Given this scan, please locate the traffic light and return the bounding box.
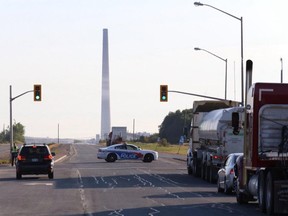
[160,85,168,102]
[34,84,42,101]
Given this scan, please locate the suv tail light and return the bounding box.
[44,154,53,160]
[17,155,26,161]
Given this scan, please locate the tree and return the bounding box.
[13,122,25,143]
[0,121,25,143]
[159,109,192,144]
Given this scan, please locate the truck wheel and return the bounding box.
[209,166,216,183]
[193,161,200,177]
[187,158,193,175]
[258,171,266,213]
[187,165,193,175]
[201,163,206,180]
[236,178,248,204]
[205,166,211,182]
[265,171,274,215]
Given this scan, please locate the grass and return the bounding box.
[134,143,189,155]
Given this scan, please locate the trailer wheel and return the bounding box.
[206,165,210,182]
[193,160,201,177]
[207,166,217,183]
[201,163,206,180]
[265,171,274,215]
[187,159,193,175]
[258,171,266,213]
[187,166,193,175]
[210,167,217,183]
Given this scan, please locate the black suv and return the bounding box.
[16,144,55,179]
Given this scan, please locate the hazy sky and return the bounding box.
[0,0,287,139]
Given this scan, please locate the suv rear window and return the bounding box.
[20,146,49,156]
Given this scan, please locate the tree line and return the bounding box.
[137,109,193,145]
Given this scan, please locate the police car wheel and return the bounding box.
[143,154,154,162]
[107,153,117,162]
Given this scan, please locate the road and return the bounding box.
[0,144,264,216]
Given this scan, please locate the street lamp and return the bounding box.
[194,47,227,100]
[194,2,244,105]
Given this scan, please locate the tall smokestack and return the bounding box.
[101,28,111,139]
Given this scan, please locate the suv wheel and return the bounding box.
[48,172,54,179]
[16,172,22,180]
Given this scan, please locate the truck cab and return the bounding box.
[236,82,288,215]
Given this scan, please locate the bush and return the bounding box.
[158,138,169,147]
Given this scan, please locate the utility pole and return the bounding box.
[58,123,60,144]
[133,119,135,141]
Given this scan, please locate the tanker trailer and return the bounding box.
[187,100,241,181]
[198,106,244,182]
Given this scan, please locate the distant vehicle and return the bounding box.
[97,143,158,163]
[16,144,55,179]
[107,126,127,146]
[217,153,243,194]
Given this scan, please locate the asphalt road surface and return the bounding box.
[0,144,264,216]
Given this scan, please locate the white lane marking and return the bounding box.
[77,169,93,216]
[54,155,67,163]
[24,183,53,186]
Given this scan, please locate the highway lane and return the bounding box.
[0,144,263,216]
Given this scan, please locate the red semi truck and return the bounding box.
[235,60,288,215]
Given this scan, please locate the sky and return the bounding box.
[0,0,288,139]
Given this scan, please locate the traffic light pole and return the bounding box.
[9,85,33,164]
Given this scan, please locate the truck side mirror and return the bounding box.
[232,112,239,135]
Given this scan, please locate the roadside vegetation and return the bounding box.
[136,142,189,155]
[0,121,25,144]
[158,109,192,144]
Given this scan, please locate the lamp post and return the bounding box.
[194,47,227,100]
[194,2,243,105]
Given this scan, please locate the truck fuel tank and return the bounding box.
[248,174,258,196]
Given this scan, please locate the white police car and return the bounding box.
[97,143,158,163]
